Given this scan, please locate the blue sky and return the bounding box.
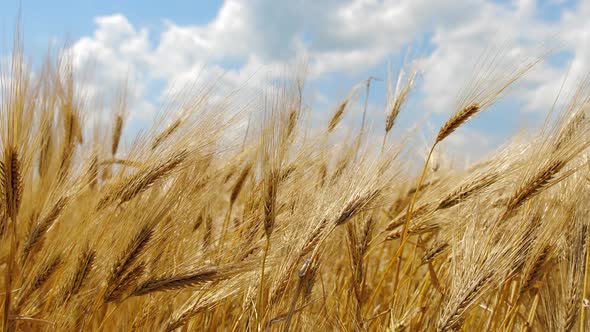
[1,0,588,158]
[1,1,222,41]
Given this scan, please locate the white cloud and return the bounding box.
[435,127,500,166]
[420,1,550,113]
[61,0,590,158]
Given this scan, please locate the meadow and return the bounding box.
[1,36,590,332]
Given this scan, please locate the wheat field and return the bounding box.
[1,34,590,332]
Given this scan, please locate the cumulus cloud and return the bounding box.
[64,0,590,155]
